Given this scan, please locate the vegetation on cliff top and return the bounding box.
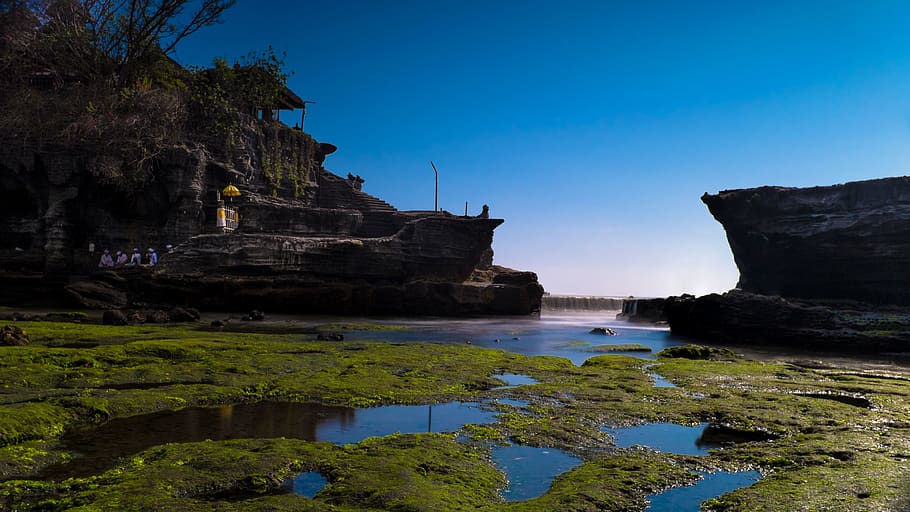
[0,0,298,193]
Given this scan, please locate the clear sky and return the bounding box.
[176,0,910,297]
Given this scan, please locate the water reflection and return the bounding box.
[41,401,494,480]
[491,445,582,501]
[646,471,761,511]
[606,422,721,456]
[342,312,680,365]
[290,472,328,498]
[491,373,539,389]
[495,398,530,408]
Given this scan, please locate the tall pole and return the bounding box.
[430,161,439,212]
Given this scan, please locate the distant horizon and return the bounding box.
[178,1,910,298]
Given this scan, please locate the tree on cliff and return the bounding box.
[0,0,298,195]
[0,0,235,84]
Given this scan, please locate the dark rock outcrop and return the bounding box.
[168,306,200,322]
[665,291,910,352]
[703,177,910,306]
[0,116,543,316]
[102,310,129,326]
[673,177,910,351]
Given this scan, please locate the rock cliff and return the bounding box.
[703,177,910,306]
[0,118,543,316]
[665,177,910,351]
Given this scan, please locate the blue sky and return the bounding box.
[176,1,910,296]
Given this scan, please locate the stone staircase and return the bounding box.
[316,171,399,237]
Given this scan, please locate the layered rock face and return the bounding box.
[703,177,910,306]
[0,118,543,315]
[665,291,910,352]
[665,177,910,350]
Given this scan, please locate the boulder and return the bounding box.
[65,280,128,310]
[316,332,344,341]
[102,309,129,326]
[0,325,29,346]
[144,310,170,323]
[168,306,200,322]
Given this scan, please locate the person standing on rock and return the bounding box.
[98,249,114,268]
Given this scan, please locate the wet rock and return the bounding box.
[0,325,29,346]
[665,290,910,351]
[248,310,265,321]
[144,310,170,323]
[590,327,618,336]
[102,309,129,326]
[65,280,128,309]
[316,332,344,341]
[697,424,779,446]
[793,392,873,409]
[168,306,200,322]
[210,319,225,328]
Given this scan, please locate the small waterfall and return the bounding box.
[541,295,625,311]
[616,297,667,323]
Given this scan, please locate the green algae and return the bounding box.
[657,344,738,360]
[0,326,909,510]
[315,322,410,331]
[590,343,652,352]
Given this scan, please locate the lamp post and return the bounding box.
[430,161,439,212]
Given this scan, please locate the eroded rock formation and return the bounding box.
[666,177,910,350]
[0,118,543,316]
[703,177,910,305]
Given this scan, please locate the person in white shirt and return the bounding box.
[97,249,114,268]
[128,248,142,266]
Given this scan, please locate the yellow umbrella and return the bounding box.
[222,184,241,198]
